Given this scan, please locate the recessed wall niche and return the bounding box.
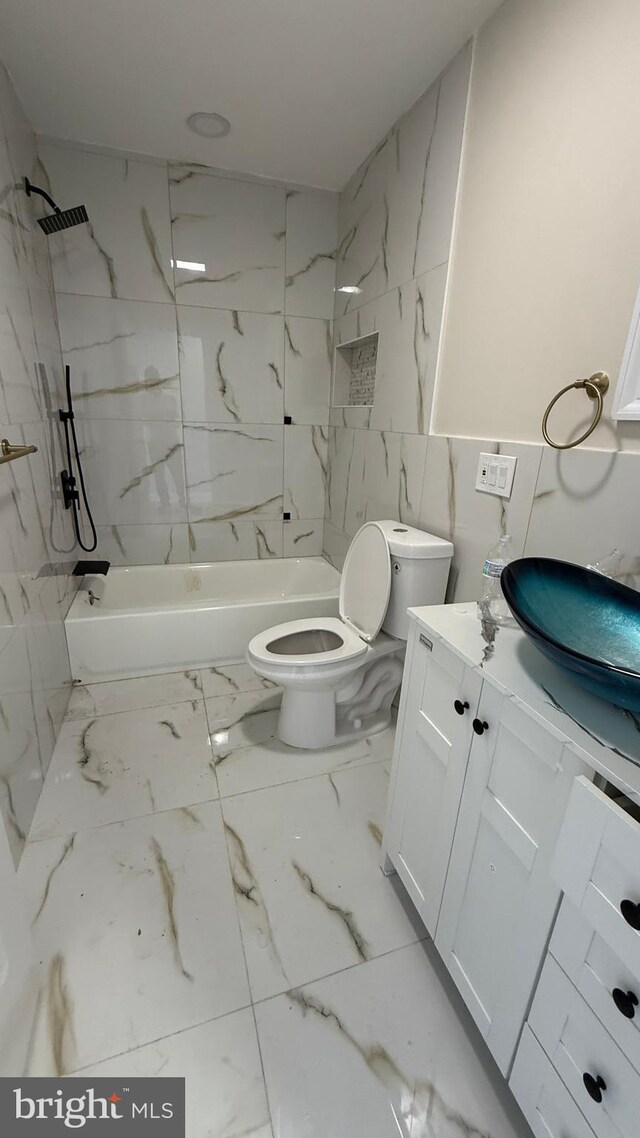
[333,331,379,407]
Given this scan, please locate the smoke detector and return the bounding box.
[187,112,231,138]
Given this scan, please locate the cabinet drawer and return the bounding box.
[551,898,640,1076]
[552,777,640,978]
[530,955,640,1138]
[510,1026,596,1138]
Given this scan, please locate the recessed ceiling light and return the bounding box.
[335,285,363,295]
[187,111,231,138]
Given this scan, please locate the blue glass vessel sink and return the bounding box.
[501,558,640,712]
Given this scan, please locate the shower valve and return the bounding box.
[60,469,79,510]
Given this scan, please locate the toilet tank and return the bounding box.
[375,521,454,640]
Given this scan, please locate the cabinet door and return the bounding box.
[383,625,481,936]
[435,687,588,1075]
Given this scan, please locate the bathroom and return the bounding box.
[1,0,640,1134]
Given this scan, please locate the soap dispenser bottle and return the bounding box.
[478,534,515,626]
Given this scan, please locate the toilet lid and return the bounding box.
[339,522,391,642]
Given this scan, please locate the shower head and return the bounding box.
[24,177,89,234]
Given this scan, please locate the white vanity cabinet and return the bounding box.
[385,614,589,1074]
[435,686,587,1074]
[383,622,481,935]
[383,602,640,1134]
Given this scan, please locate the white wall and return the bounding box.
[435,0,640,450]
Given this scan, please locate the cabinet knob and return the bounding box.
[620,898,640,930]
[454,700,470,716]
[582,1073,606,1104]
[472,718,489,735]
[612,987,639,1019]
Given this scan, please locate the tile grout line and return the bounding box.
[219,800,276,1138]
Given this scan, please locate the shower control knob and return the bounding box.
[612,988,639,1019]
[583,1073,606,1104]
[454,700,469,716]
[472,718,489,735]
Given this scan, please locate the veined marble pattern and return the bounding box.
[333,268,447,435]
[22,801,250,1073]
[95,522,190,567]
[325,426,367,538]
[334,43,471,318]
[363,430,428,527]
[30,698,216,839]
[0,63,74,860]
[39,144,174,303]
[283,316,332,425]
[178,305,284,425]
[0,285,44,423]
[188,519,284,562]
[17,661,525,1136]
[284,424,328,519]
[283,519,324,557]
[207,687,394,799]
[322,520,351,572]
[76,419,187,525]
[56,294,181,421]
[0,628,46,863]
[200,662,276,700]
[65,669,203,721]
[285,189,338,319]
[325,427,427,541]
[33,142,337,568]
[419,437,543,603]
[80,1010,272,1138]
[256,941,526,1138]
[524,447,640,574]
[222,762,423,1001]
[170,167,285,313]
[184,423,283,523]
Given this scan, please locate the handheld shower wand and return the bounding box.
[24,177,89,234]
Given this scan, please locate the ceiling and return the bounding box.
[0,0,503,190]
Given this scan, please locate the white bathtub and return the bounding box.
[65,558,341,683]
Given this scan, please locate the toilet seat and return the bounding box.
[249,523,392,671]
[249,616,368,667]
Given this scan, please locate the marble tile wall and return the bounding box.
[39,143,338,565]
[0,63,75,863]
[323,43,473,572]
[323,35,640,598]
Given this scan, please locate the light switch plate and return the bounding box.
[475,453,517,499]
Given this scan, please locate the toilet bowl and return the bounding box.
[247,520,453,750]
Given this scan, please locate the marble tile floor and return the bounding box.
[20,665,529,1138]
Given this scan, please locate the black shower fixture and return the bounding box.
[24,176,89,234]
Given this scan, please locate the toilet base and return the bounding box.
[279,687,337,749]
[277,649,404,750]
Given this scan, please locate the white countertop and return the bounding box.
[409,602,640,805]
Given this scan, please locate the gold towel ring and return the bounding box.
[542,371,609,450]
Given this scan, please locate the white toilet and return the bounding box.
[247,520,453,750]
